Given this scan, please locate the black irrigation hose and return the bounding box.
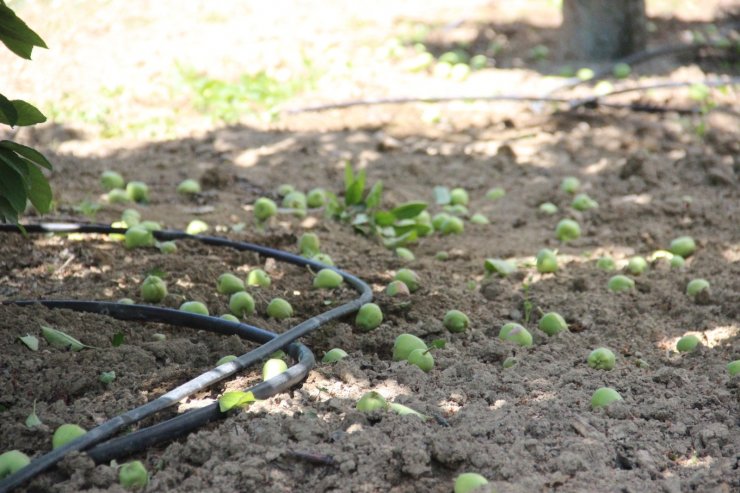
[0,223,373,493]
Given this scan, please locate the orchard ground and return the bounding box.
[1,1,738,492]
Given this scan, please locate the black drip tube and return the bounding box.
[0,223,373,493]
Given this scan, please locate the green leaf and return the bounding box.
[25,400,42,428]
[390,201,427,220]
[392,222,431,238]
[0,4,48,49]
[373,210,396,227]
[484,258,517,277]
[433,186,451,205]
[111,332,125,347]
[0,160,28,212]
[0,93,18,126]
[383,230,418,249]
[0,148,28,177]
[388,402,428,420]
[41,325,94,351]
[345,179,364,206]
[218,391,256,412]
[0,141,52,170]
[25,163,52,213]
[0,195,19,223]
[0,35,33,59]
[365,181,383,210]
[430,339,446,349]
[9,99,46,126]
[343,161,354,191]
[18,334,39,351]
[350,213,368,226]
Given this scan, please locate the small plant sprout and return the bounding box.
[101,170,125,191]
[107,188,131,204]
[312,253,335,266]
[216,355,238,366]
[124,226,154,249]
[314,269,343,289]
[727,360,740,377]
[229,291,255,317]
[179,301,209,316]
[355,303,383,331]
[220,314,239,323]
[356,391,387,412]
[443,310,470,333]
[177,179,201,195]
[52,423,86,449]
[395,247,415,261]
[608,275,635,293]
[669,236,696,258]
[246,268,271,287]
[157,241,177,254]
[306,188,327,208]
[596,256,616,271]
[322,348,348,363]
[298,232,320,257]
[556,219,581,242]
[121,209,141,227]
[470,213,489,225]
[440,216,464,235]
[571,193,598,211]
[393,333,427,361]
[587,348,616,370]
[140,275,167,303]
[450,188,469,206]
[536,249,558,273]
[185,219,209,235]
[484,258,516,277]
[386,280,410,297]
[686,279,710,299]
[217,273,246,294]
[407,347,434,372]
[99,371,116,384]
[394,268,420,292]
[676,334,701,353]
[125,181,149,203]
[486,187,506,200]
[454,472,489,493]
[119,460,149,490]
[267,298,293,319]
[627,256,648,275]
[613,62,631,79]
[253,197,278,222]
[591,387,623,409]
[539,312,568,336]
[539,202,558,215]
[503,356,518,369]
[0,450,30,479]
[262,358,288,381]
[560,176,581,194]
[499,323,533,347]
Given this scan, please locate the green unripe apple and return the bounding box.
[277,184,295,197]
[572,193,598,211]
[591,387,623,409]
[432,213,451,230]
[119,460,148,490]
[587,347,616,370]
[556,219,581,242]
[118,298,135,305]
[539,312,568,336]
[727,360,740,377]
[267,298,293,319]
[577,68,595,80]
[596,256,616,271]
[139,220,161,232]
[254,197,278,221]
[121,209,141,227]
[627,256,648,275]
[306,188,327,208]
[322,348,348,363]
[670,255,685,269]
[312,253,335,266]
[612,62,631,79]
[539,202,558,215]
[470,213,489,225]
[52,423,86,449]
[124,226,154,249]
[440,216,464,235]
[282,191,307,210]
[185,219,209,235]
[177,179,201,195]
[99,371,116,384]
[107,188,131,204]
[669,236,696,258]
[229,291,255,317]
[216,355,238,366]
[386,280,410,297]
[450,188,469,206]
[395,247,415,261]
[499,323,533,347]
[486,187,505,200]
[140,275,167,303]
[393,333,427,361]
[218,273,246,294]
[608,275,634,293]
[356,391,387,412]
[314,269,343,289]
[394,268,420,292]
[157,241,177,254]
[179,301,209,316]
[407,348,434,372]
[435,251,450,261]
[536,249,558,273]
[126,181,149,203]
[0,450,30,479]
[101,170,125,191]
[356,303,383,331]
[220,314,239,323]
[686,278,710,298]
[262,358,288,381]
[503,356,518,369]
[246,269,271,287]
[454,472,489,493]
[298,232,320,256]
[560,176,581,194]
[443,310,470,333]
[676,334,701,353]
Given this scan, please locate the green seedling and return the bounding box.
[386,280,410,297]
[25,400,42,428]
[41,325,93,351]
[539,202,558,215]
[613,62,631,79]
[587,348,616,370]
[440,216,464,235]
[0,450,30,479]
[322,348,348,363]
[126,181,149,203]
[312,253,335,266]
[394,268,420,292]
[101,170,125,191]
[393,333,427,361]
[52,423,86,449]
[18,334,38,351]
[262,358,288,381]
[107,188,131,204]
[99,371,116,384]
[686,278,710,298]
[186,219,208,235]
[486,187,505,200]
[591,387,623,409]
[499,323,533,347]
[536,249,558,273]
[407,347,434,372]
[124,226,154,249]
[140,275,167,303]
[670,255,685,269]
[727,360,740,377]
[669,236,696,258]
[157,241,177,254]
[229,291,255,317]
[314,269,343,289]
[355,303,383,331]
[217,355,238,365]
[484,258,516,277]
[220,314,239,323]
[246,269,271,287]
[118,298,135,305]
[254,197,278,221]
[306,188,327,208]
[395,247,415,261]
[218,273,245,294]
[450,188,469,206]
[676,334,701,353]
[121,209,141,227]
[454,472,489,493]
[218,390,256,412]
[556,219,581,242]
[356,391,387,412]
[539,312,568,336]
[596,256,616,271]
[298,232,320,256]
[179,301,209,316]
[503,356,518,369]
[560,176,581,194]
[608,275,634,293]
[177,179,201,195]
[277,184,295,197]
[572,193,598,211]
[267,298,293,319]
[627,256,648,275]
[469,213,489,225]
[443,310,470,333]
[119,460,148,490]
[432,212,451,230]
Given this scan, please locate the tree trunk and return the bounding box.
[561,0,647,61]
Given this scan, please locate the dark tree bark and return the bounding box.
[561,0,647,61]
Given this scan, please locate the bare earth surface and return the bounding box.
[0,1,739,492]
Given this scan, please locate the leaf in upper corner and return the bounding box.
[0,93,18,126]
[18,334,39,351]
[218,391,256,412]
[0,140,53,170]
[7,100,46,126]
